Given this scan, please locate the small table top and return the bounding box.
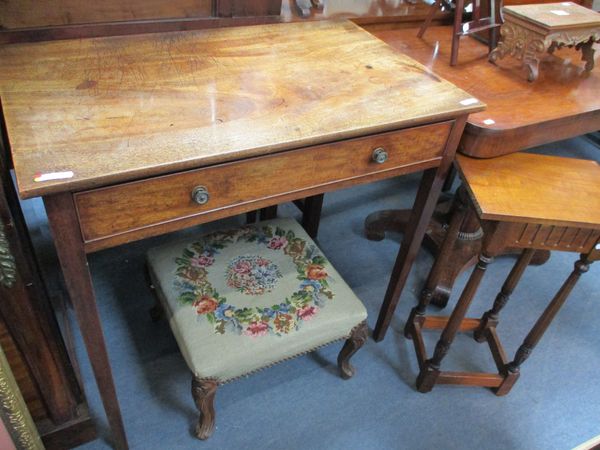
[457,153,600,229]
[0,20,483,199]
[371,25,600,158]
[503,3,600,30]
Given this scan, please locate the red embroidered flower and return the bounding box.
[191,254,214,268]
[193,295,218,315]
[297,305,319,321]
[232,260,253,274]
[244,321,269,337]
[267,236,288,250]
[306,264,328,281]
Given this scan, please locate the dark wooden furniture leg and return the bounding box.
[506,253,594,376]
[373,115,467,342]
[416,251,493,392]
[337,321,368,379]
[301,194,324,239]
[404,189,467,339]
[417,0,442,38]
[191,377,218,440]
[44,193,128,450]
[473,248,535,342]
[450,0,465,66]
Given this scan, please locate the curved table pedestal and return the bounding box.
[364,190,550,309]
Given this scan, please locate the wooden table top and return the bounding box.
[504,3,600,30]
[0,20,483,199]
[457,153,600,229]
[371,25,600,158]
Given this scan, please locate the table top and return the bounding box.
[457,153,600,229]
[504,3,600,30]
[0,20,483,199]
[372,25,600,158]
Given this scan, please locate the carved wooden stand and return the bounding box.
[489,3,600,81]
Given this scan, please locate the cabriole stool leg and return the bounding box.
[474,248,536,342]
[338,321,368,380]
[191,377,218,440]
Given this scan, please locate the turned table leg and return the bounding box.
[337,321,368,379]
[506,254,593,375]
[417,252,493,392]
[473,248,536,342]
[191,377,218,440]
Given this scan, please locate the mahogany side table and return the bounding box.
[405,152,600,394]
[489,2,600,81]
[0,21,483,449]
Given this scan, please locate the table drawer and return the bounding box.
[75,121,453,246]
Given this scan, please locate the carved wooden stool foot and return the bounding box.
[191,378,218,440]
[579,38,596,72]
[337,321,368,380]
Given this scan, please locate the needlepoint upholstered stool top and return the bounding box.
[147,218,368,382]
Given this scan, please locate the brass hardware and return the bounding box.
[372,147,388,164]
[191,186,210,205]
[0,222,17,289]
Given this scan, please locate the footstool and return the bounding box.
[146,218,368,439]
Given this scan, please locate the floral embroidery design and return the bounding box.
[225,255,282,296]
[173,225,335,337]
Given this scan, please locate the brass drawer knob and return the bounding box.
[372,147,388,164]
[191,186,210,205]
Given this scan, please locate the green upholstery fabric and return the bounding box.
[147,218,367,382]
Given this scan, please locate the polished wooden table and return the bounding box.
[366,25,600,341]
[0,21,483,449]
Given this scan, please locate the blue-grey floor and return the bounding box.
[23,136,600,450]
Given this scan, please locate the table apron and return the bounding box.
[73,121,454,253]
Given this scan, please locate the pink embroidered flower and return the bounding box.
[191,253,214,268]
[232,259,253,274]
[267,236,288,250]
[297,305,319,321]
[193,295,218,315]
[256,257,271,267]
[244,321,269,337]
[306,264,328,281]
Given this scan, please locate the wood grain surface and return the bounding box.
[0,0,213,30]
[0,20,483,199]
[75,122,452,246]
[504,3,600,29]
[371,25,600,157]
[456,153,600,228]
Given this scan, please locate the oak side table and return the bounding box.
[0,21,483,449]
[406,153,600,394]
[489,2,600,81]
